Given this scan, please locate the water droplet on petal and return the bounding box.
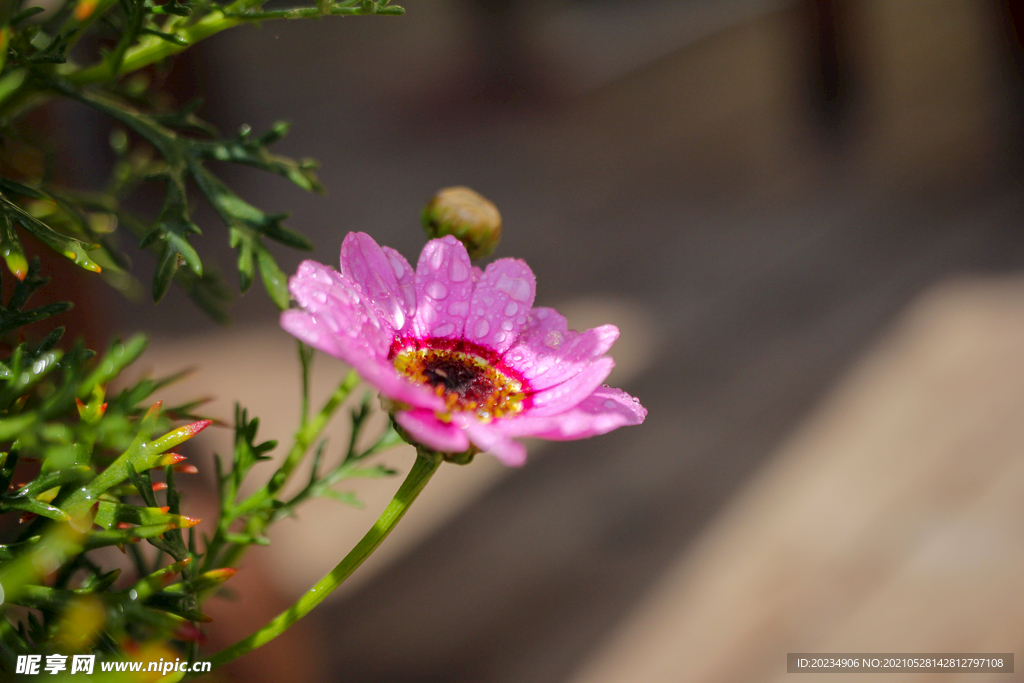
[448,301,469,317]
[388,252,406,278]
[429,246,444,270]
[391,305,406,330]
[449,258,469,282]
[476,308,486,316]
[504,301,518,316]
[494,332,506,343]
[603,399,617,409]
[516,316,526,325]
[426,281,448,299]
[501,320,514,331]
[495,274,531,302]
[434,322,456,337]
[474,319,490,337]
[371,270,389,296]
[421,306,438,324]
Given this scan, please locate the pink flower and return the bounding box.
[280,232,646,466]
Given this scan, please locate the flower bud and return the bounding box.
[422,186,502,260]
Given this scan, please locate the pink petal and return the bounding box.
[411,236,475,340]
[287,260,391,358]
[350,357,446,412]
[506,324,619,391]
[284,260,442,411]
[382,246,417,328]
[502,307,567,374]
[340,232,413,334]
[463,258,536,354]
[496,386,646,440]
[526,356,615,416]
[281,310,444,411]
[395,410,469,453]
[460,419,527,467]
[524,307,568,333]
[281,309,353,360]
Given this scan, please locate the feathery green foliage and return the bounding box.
[0,0,401,319]
[0,0,408,676]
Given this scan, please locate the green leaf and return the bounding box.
[0,349,62,410]
[0,195,102,273]
[0,178,47,200]
[0,301,72,338]
[321,489,364,508]
[0,211,28,280]
[0,413,36,441]
[83,523,177,550]
[153,242,180,302]
[229,225,255,293]
[10,6,47,24]
[262,220,314,251]
[93,502,192,529]
[255,240,290,309]
[139,27,188,46]
[126,462,160,508]
[150,100,218,137]
[147,0,192,16]
[78,335,148,398]
[0,450,20,495]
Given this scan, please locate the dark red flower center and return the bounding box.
[390,337,526,419]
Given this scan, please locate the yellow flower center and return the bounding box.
[391,339,525,420]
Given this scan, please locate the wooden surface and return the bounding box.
[568,277,1024,683]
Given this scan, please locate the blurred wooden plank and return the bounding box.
[569,277,1024,683]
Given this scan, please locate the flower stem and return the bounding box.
[203,448,443,672]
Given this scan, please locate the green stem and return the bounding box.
[234,368,359,518]
[299,341,314,429]
[200,368,359,574]
[66,9,242,85]
[64,0,394,86]
[204,448,443,671]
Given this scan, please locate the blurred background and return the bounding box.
[64,0,1024,680]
